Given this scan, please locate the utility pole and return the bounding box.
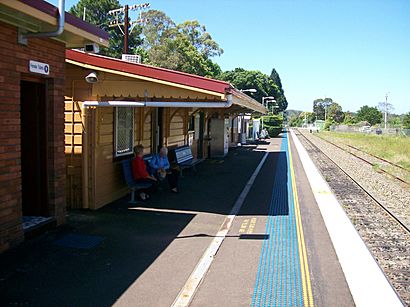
[108,3,150,55]
[124,5,129,54]
[384,93,388,129]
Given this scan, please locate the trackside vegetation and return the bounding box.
[317,131,410,171]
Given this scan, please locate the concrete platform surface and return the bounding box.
[0,132,393,307]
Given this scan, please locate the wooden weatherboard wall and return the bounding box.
[64,62,228,210]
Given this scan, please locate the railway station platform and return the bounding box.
[0,130,404,306]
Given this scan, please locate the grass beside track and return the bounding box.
[315,131,410,172]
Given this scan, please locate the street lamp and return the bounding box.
[260,97,276,130]
[240,88,257,93]
[262,96,275,108]
[270,101,278,113]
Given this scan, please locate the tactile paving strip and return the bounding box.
[252,132,312,307]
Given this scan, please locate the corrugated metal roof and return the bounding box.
[66,49,232,94]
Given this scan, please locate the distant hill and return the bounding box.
[285,109,302,118]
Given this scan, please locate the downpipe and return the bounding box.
[23,0,65,40]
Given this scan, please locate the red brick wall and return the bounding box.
[0,22,67,253]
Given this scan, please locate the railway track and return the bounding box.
[293,129,410,305]
[296,130,410,233]
[346,144,409,172]
[315,133,410,186]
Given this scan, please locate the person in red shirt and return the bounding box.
[132,144,157,200]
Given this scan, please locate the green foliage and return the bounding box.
[323,119,334,131]
[139,10,222,77]
[267,127,283,137]
[177,20,223,58]
[287,110,302,127]
[146,34,220,77]
[69,0,142,58]
[262,115,282,127]
[306,112,316,123]
[319,131,410,172]
[289,116,303,127]
[402,112,410,129]
[388,115,402,128]
[286,109,302,119]
[343,112,358,125]
[356,105,382,126]
[313,97,338,121]
[270,68,283,89]
[68,4,289,97]
[261,115,283,137]
[270,68,288,112]
[327,102,344,123]
[140,10,175,49]
[220,68,287,112]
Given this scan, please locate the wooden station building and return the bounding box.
[64,50,266,210]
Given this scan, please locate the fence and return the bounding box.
[331,125,410,137]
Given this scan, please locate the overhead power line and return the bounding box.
[107,3,150,54]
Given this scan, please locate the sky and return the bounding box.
[49,0,410,114]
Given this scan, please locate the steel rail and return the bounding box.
[295,129,410,235]
[314,134,410,186]
[346,144,410,173]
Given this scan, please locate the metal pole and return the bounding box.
[384,93,388,129]
[124,4,129,54]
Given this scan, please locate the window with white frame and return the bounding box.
[115,107,134,157]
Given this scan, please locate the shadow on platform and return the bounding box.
[0,136,290,306]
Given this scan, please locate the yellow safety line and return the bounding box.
[288,135,315,307]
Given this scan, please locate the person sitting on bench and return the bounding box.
[150,146,179,193]
[132,144,157,200]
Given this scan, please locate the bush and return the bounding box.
[267,126,282,137]
[262,115,283,137]
[262,115,282,127]
[324,119,334,131]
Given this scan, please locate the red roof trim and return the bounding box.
[66,49,231,94]
[19,0,109,40]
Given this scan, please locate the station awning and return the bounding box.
[66,49,267,114]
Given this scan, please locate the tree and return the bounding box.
[327,102,344,123]
[177,21,223,58]
[313,98,333,120]
[306,112,316,123]
[270,68,288,113]
[270,68,283,90]
[403,112,410,129]
[220,68,287,112]
[147,34,221,77]
[140,10,175,49]
[356,105,382,126]
[343,112,358,125]
[289,115,303,127]
[138,10,223,78]
[388,114,401,128]
[69,0,142,58]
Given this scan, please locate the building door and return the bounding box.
[20,81,48,216]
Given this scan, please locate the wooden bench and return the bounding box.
[173,145,203,176]
[121,158,153,204]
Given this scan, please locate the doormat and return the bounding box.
[54,234,104,249]
[22,216,54,231]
